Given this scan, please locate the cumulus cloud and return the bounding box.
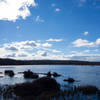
[1,40,100,61]
[55,8,61,12]
[0,40,58,60]
[46,38,63,42]
[68,53,100,61]
[84,31,88,36]
[37,51,48,57]
[52,49,61,53]
[5,53,16,58]
[72,38,95,47]
[3,40,40,50]
[2,39,100,61]
[96,38,100,45]
[84,49,90,53]
[42,43,52,47]
[0,0,36,21]
[2,40,52,52]
[5,46,18,51]
[35,16,44,23]
[72,38,100,47]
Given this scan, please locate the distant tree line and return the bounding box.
[0,58,100,65]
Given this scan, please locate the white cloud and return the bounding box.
[84,49,90,53]
[51,3,56,7]
[0,40,53,59]
[73,38,100,47]
[1,40,100,61]
[5,46,19,51]
[96,38,100,45]
[68,53,100,61]
[42,43,52,47]
[72,38,95,47]
[0,0,36,21]
[0,40,67,60]
[55,8,61,12]
[37,50,48,57]
[46,38,63,42]
[3,40,40,51]
[6,53,16,58]
[84,31,88,36]
[35,16,44,23]
[52,49,61,53]
[2,39,100,61]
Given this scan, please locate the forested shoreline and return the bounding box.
[0,58,100,65]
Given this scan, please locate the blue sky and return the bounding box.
[0,0,100,61]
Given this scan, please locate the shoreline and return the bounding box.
[0,58,100,66]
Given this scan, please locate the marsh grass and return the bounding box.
[0,77,100,100]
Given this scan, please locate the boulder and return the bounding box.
[23,70,39,79]
[5,70,14,77]
[53,72,61,77]
[13,77,60,97]
[46,71,52,77]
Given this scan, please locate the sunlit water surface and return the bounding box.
[0,65,100,89]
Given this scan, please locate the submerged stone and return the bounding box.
[63,78,75,83]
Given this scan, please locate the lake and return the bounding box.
[0,65,100,89]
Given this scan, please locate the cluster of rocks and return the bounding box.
[2,70,62,79]
[23,70,39,79]
[0,69,100,100]
[3,70,39,79]
[5,70,15,77]
[0,77,100,100]
[46,71,61,78]
[0,77,60,100]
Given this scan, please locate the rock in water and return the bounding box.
[5,70,14,77]
[53,72,61,77]
[23,70,39,79]
[64,78,75,83]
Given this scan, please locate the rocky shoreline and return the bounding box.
[0,76,100,100]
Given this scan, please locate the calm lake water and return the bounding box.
[0,65,100,89]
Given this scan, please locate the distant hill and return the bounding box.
[0,58,100,65]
